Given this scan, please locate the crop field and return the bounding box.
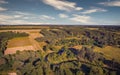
[7,37,31,48]
[0,29,44,55]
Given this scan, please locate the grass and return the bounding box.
[94,46,120,63]
[7,37,32,48]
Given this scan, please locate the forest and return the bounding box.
[0,25,120,75]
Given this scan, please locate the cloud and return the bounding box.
[42,0,83,11]
[13,11,38,19]
[0,7,7,11]
[99,1,120,7]
[40,15,55,20]
[0,0,8,12]
[70,14,95,24]
[0,19,50,25]
[14,11,34,15]
[13,15,23,18]
[82,7,107,14]
[0,14,50,25]
[59,13,68,18]
[0,0,8,4]
[0,11,52,25]
[0,14,12,21]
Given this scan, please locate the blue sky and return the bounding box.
[0,0,120,25]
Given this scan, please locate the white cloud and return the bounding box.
[0,14,12,21]
[70,14,95,24]
[0,19,50,25]
[0,7,7,11]
[14,11,34,16]
[13,15,23,18]
[40,15,55,20]
[0,0,8,12]
[0,14,50,25]
[0,0,8,4]
[82,8,107,14]
[12,11,38,19]
[59,13,68,18]
[42,0,83,11]
[0,12,52,25]
[99,1,120,7]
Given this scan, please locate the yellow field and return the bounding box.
[94,46,120,63]
[7,37,32,48]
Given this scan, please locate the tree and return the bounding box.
[89,66,103,75]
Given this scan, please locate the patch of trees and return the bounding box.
[35,29,71,45]
[0,47,120,75]
[36,27,120,48]
[77,47,104,62]
[55,38,92,47]
[46,46,76,63]
[0,55,14,74]
[0,31,29,57]
[61,27,85,37]
[77,46,120,75]
[43,45,58,52]
[84,30,120,47]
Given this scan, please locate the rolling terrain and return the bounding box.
[0,25,120,75]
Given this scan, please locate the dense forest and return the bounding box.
[0,25,120,75]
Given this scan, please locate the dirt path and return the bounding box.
[28,32,43,52]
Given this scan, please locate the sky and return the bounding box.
[0,0,120,25]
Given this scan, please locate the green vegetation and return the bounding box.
[0,25,120,75]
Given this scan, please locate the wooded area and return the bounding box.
[0,25,120,75]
